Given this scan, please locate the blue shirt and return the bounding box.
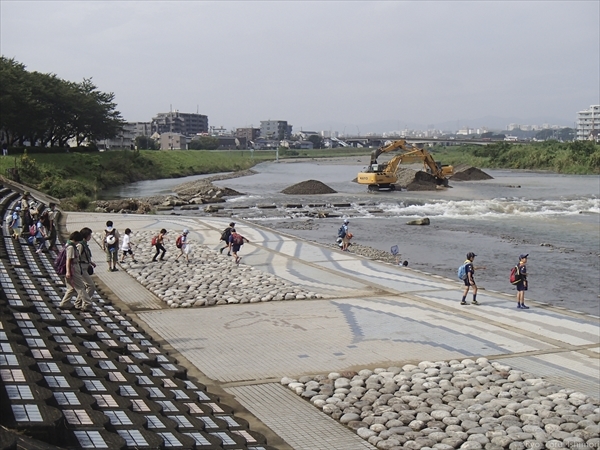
[11,212,20,227]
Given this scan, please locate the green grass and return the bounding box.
[2,142,596,206]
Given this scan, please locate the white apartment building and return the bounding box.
[576,105,600,141]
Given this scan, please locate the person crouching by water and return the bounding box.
[229,229,249,265]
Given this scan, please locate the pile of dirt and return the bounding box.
[396,169,439,191]
[175,180,242,198]
[281,180,337,195]
[451,166,494,181]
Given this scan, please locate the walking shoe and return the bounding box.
[111,267,118,272]
[517,304,522,309]
[132,259,138,263]
[58,304,72,310]
[460,301,467,305]
[219,248,224,254]
[471,300,480,305]
[227,252,231,256]
[521,304,529,309]
[235,257,241,265]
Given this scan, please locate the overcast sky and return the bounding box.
[1,1,598,132]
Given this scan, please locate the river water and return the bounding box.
[104,159,600,316]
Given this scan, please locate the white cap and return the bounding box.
[183,229,189,234]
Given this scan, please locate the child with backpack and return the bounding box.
[102,221,120,272]
[59,228,96,310]
[515,254,529,309]
[219,222,235,256]
[56,231,92,312]
[9,206,21,239]
[459,252,481,305]
[338,219,351,251]
[120,228,137,263]
[175,229,190,263]
[228,228,249,265]
[34,215,48,254]
[152,229,168,262]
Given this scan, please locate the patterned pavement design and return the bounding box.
[64,212,600,449]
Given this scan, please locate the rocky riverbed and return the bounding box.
[282,358,600,450]
[94,230,323,308]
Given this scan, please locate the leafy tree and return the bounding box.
[0,57,123,147]
[135,135,157,150]
[535,128,575,142]
[307,134,323,149]
[188,136,219,150]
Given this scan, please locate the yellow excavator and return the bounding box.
[357,140,453,191]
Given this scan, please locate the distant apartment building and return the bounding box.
[133,122,152,136]
[160,132,187,150]
[101,122,146,149]
[235,127,260,144]
[260,120,292,140]
[209,126,229,136]
[576,105,600,141]
[152,111,208,137]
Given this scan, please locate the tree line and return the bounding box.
[0,56,123,148]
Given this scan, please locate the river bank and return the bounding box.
[79,157,600,315]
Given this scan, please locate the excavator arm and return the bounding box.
[358,139,452,190]
[369,140,410,164]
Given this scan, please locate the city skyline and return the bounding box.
[1,1,598,133]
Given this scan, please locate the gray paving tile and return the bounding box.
[226,383,375,450]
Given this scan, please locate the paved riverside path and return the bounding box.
[66,212,600,450]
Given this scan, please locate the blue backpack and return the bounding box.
[338,226,346,238]
[457,263,468,280]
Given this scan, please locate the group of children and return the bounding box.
[460,252,529,309]
[101,221,137,271]
[7,192,58,254]
[218,222,249,264]
[100,221,249,267]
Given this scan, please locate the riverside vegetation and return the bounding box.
[0,141,597,210]
[436,140,600,175]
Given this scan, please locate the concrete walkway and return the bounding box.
[65,212,600,450]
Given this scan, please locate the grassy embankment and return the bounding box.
[432,141,600,175]
[1,142,596,209]
[0,147,372,209]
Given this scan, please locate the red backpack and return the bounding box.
[175,235,183,248]
[509,265,521,285]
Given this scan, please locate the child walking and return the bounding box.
[152,229,168,262]
[120,228,137,263]
[175,229,191,263]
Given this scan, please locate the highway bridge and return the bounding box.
[337,136,510,147]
